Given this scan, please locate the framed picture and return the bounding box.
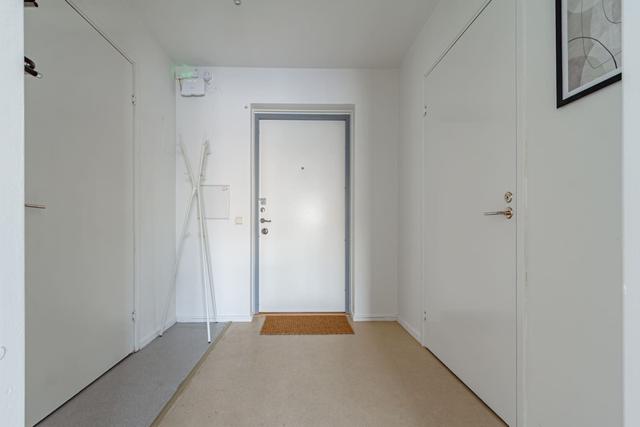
[556,0,622,108]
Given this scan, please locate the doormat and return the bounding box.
[260,315,354,335]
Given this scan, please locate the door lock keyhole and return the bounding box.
[504,192,513,204]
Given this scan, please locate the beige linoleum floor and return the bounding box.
[156,318,505,427]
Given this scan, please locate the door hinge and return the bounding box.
[131,311,136,322]
[423,311,427,321]
[131,94,137,105]
[423,105,428,118]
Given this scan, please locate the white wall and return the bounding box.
[624,1,640,426]
[399,0,622,425]
[175,67,400,322]
[72,0,177,349]
[0,2,24,425]
[523,1,622,425]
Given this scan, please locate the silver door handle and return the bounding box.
[484,208,513,220]
[260,218,272,224]
[25,203,47,210]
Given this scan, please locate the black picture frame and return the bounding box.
[555,0,622,108]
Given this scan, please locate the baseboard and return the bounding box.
[136,318,177,351]
[351,314,398,322]
[176,314,253,323]
[398,317,422,344]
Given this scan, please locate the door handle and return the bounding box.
[484,207,513,220]
[260,218,272,224]
[25,203,47,210]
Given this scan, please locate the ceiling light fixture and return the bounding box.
[234,0,241,5]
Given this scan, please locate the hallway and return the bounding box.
[157,319,504,427]
[3,1,633,425]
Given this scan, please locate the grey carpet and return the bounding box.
[37,322,228,427]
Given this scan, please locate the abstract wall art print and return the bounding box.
[556,0,622,107]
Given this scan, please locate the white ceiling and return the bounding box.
[131,0,436,68]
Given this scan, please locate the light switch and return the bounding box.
[235,216,244,225]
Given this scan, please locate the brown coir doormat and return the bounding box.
[260,315,354,335]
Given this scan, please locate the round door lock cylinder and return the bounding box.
[504,192,513,203]
[261,228,269,235]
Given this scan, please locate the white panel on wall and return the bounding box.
[202,185,231,220]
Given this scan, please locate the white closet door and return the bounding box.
[258,119,346,313]
[423,0,517,424]
[25,2,134,425]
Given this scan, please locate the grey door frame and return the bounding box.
[252,111,352,313]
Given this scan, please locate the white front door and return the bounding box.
[25,2,134,425]
[423,0,517,425]
[258,117,347,313]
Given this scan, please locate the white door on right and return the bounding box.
[423,0,517,425]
